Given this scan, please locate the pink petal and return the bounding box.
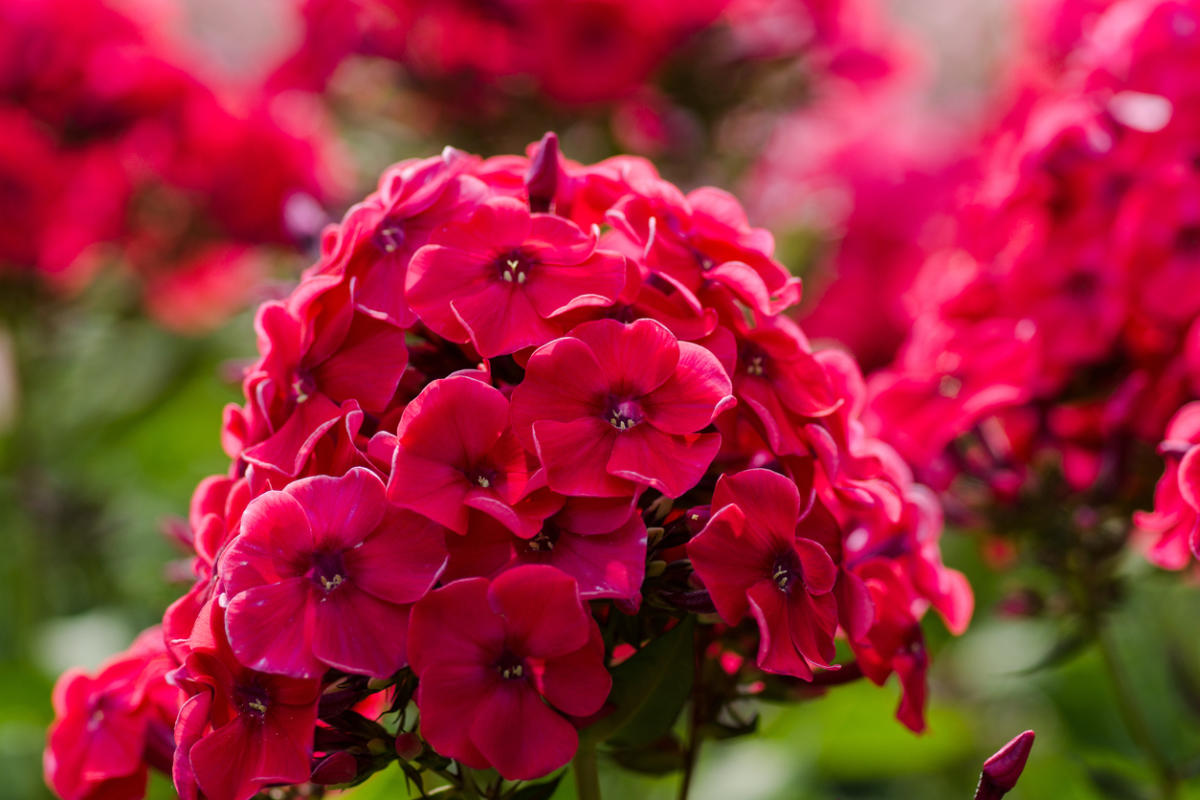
[687,504,764,622]
[570,318,679,395]
[539,626,612,716]
[243,393,343,477]
[387,452,471,533]
[525,250,626,319]
[643,341,733,434]
[469,682,579,781]
[395,376,509,466]
[189,716,266,800]
[312,587,410,677]
[787,590,838,668]
[311,316,409,413]
[223,491,313,593]
[747,580,813,680]
[416,662,495,770]
[532,418,633,497]
[451,282,561,357]
[607,427,721,498]
[259,702,319,782]
[225,580,323,678]
[511,337,608,448]
[407,579,506,674]
[712,469,802,543]
[793,538,837,595]
[404,245,492,342]
[488,565,590,659]
[285,468,386,552]
[346,508,448,604]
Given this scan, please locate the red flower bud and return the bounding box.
[974,730,1035,800]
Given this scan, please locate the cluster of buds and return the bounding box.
[44,133,970,799]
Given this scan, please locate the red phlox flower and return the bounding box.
[388,375,553,536]
[406,196,627,357]
[687,468,845,680]
[510,317,735,498]
[45,627,180,800]
[172,607,320,800]
[220,467,448,678]
[407,565,611,780]
[1134,402,1200,568]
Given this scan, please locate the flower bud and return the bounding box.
[311,751,358,786]
[974,730,1035,800]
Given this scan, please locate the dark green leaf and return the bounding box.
[583,616,695,748]
[609,736,686,775]
[509,772,564,800]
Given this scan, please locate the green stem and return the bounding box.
[1093,622,1179,799]
[459,766,482,800]
[573,741,602,800]
[678,626,706,800]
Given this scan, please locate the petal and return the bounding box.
[539,625,612,716]
[346,508,448,604]
[525,250,626,318]
[687,504,763,622]
[407,579,506,675]
[793,538,837,595]
[259,702,318,783]
[416,662,496,770]
[394,376,509,465]
[312,587,410,678]
[532,418,633,497]
[189,716,265,800]
[607,427,721,498]
[469,683,579,781]
[746,581,813,680]
[787,591,839,668]
[570,318,679,395]
[387,452,471,533]
[642,341,733,434]
[242,393,344,477]
[712,469,801,543]
[311,316,409,413]
[285,468,386,552]
[523,514,647,601]
[225,580,323,678]
[451,283,561,357]
[404,245,492,341]
[489,565,590,658]
[510,337,608,448]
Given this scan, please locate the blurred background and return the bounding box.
[5,0,1200,798]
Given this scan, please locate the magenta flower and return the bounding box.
[45,628,178,800]
[388,375,553,537]
[511,318,735,498]
[406,196,627,357]
[688,468,843,680]
[173,607,320,800]
[1134,402,1200,568]
[407,565,611,780]
[220,467,448,679]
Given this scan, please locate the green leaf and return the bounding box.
[583,616,695,749]
[608,736,686,775]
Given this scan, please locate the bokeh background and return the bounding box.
[5,0,1200,798]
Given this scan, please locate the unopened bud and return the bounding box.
[311,751,358,786]
[974,730,1035,800]
[525,132,561,213]
[394,732,423,761]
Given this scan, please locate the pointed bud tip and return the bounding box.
[975,730,1035,798]
[525,132,562,213]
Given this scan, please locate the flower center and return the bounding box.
[374,219,405,253]
[495,651,527,681]
[236,685,271,722]
[606,398,643,431]
[312,550,348,594]
[467,465,498,490]
[292,370,317,404]
[525,522,560,553]
[740,344,768,378]
[496,249,534,285]
[771,552,801,594]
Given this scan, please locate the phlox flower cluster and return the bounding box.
[266,0,913,156]
[45,133,970,800]
[0,0,348,331]
[827,0,1200,570]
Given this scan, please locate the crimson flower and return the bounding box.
[172,608,320,800]
[407,566,611,780]
[511,318,735,498]
[388,375,553,537]
[405,196,627,357]
[220,467,448,678]
[688,468,845,680]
